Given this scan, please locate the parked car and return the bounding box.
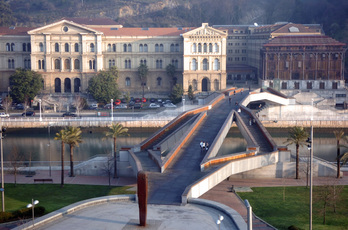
[121,98,127,104]
[89,104,98,110]
[150,98,156,103]
[104,103,112,109]
[128,101,135,107]
[142,97,147,103]
[164,103,177,108]
[114,99,121,105]
[62,112,77,117]
[22,111,35,116]
[133,103,143,109]
[0,112,9,118]
[16,104,24,110]
[115,104,127,109]
[157,98,163,103]
[149,103,160,108]
[135,98,141,103]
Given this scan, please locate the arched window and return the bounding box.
[127,44,132,52]
[54,59,60,69]
[39,43,44,52]
[74,43,79,52]
[172,59,178,68]
[139,44,143,52]
[157,77,162,86]
[90,43,95,52]
[38,60,42,69]
[175,44,179,52]
[140,59,147,65]
[107,44,111,52]
[24,59,30,69]
[125,59,131,69]
[159,44,164,52]
[192,43,197,53]
[203,58,208,70]
[64,78,71,93]
[8,59,14,69]
[112,44,116,52]
[64,59,70,70]
[55,43,59,52]
[192,79,198,91]
[27,43,31,52]
[170,44,175,52]
[144,44,148,52]
[11,43,15,51]
[125,77,131,86]
[156,59,162,69]
[123,44,127,52]
[89,60,95,69]
[23,43,26,52]
[54,78,61,93]
[214,79,219,90]
[209,43,213,52]
[42,60,45,69]
[203,43,207,53]
[191,59,197,71]
[155,44,159,52]
[65,43,69,52]
[74,78,81,93]
[214,58,220,70]
[109,59,115,68]
[214,43,219,53]
[6,43,10,51]
[198,43,202,53]
[74,59,80,70]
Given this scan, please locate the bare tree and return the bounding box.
[102,154,114,187]
[9,146,24,186]
[73,96,86,117]
[2,96,12,114]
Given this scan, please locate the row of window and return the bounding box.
[125,77,163,87]
[227,42,247,46]
[123,43,180,53]
[122,59,179,69]
[277,81,339,90]
[191,43,219,53]
[227,57,247,61]
[228,49,247,53]
[189,79,220,91]
[190,58,220,71]
[54,78,81,93]
[6,43,31,52]
[7,59,31,69]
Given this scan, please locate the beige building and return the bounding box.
[0,18,227,98]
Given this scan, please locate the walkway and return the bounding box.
[147,92,247,205]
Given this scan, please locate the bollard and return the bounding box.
[137,171,148,226]
[245,199,252,230]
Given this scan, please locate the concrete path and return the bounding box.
[147,92,247,205]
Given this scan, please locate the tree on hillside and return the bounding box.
[54,128,70,188]
[105,123,129,178]
[166,64,176,89]
[9,68,43,104]
[65,127,83,177]
[284,126,309,179]
[333,130,344,178]
[0,0,15,26]
[87,66,120,104]
[169,84,183,104]
[138,64,148,99]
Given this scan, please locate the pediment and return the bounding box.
[183,23,227,37]
[28,20,102,35]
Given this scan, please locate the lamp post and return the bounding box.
[309,99,314,230]
[39,99,42,121]
[110,99,114,121]
[182,98,185,112]
[216,215,224,230]
[48,123,51,177]
[27,199,39,226]
[0,117,5,212]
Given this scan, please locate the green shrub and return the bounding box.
[0,212,14,222]
[0,206,45,223]
[288,225,304,230]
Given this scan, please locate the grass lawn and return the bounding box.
[238,186,348,230]
[1,183,135,213]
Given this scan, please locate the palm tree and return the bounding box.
[54,128,70,187]
[284,126,309,179]
[333,130,344,178]
[105,123,129,178]
[65,127,83,177]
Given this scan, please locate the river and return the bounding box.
[2,127,345,164]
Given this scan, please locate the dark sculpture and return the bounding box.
[137,171,148,226]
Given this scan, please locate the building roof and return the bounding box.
[92,27,195,37]
[62,17,120,26]
[0,26,33,36]
[272,23,320,34]
[264,35,346,47]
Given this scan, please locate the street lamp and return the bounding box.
[309,98,314,230]
[48,123,51,177]
[39,99,42,121]
[27,199,39,226]
[216,215,224,230]
[182,98,185,112]
[110,99,114,121]
[0,117,5,212]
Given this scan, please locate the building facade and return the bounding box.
[0,19,346,100]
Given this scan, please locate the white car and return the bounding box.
[115,104,127,109]
[0,112,10,118]
[149,103,160,108]
[164,103,177,108]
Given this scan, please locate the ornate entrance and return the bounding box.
[202,78,209,91]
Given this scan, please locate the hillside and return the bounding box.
[1,0,347,44]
